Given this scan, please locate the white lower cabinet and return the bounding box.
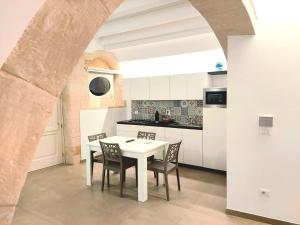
[143,126,165,160]
[117,124,144,138]
[116,124,226,171]
[117,125,203,166]
[164,128,184,163]
[181,129,203,167]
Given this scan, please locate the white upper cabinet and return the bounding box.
[187,73,208,99]
[149,76,170,100]
[170,75,188,100]
[124,73,210,101]
[130,78,150,100]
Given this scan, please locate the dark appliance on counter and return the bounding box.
[203,88,227,108]
[155,110,160,123]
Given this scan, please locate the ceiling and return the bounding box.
[87,0,217,52]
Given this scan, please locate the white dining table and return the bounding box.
[86,136,168,202]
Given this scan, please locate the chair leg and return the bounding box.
[156,172,159,186]
[176,168,181,191]
[164,172,169,201]
[90,152,94,180]
[135,164,138,187]
[107,170,110,187]
[101,168,106,192]
[154,171,156,178]
[120,169,124,197]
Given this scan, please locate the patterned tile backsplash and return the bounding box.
[131,100,203,126]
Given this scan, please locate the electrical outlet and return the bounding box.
[260,188,271,196]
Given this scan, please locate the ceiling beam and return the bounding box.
[107,0,184,22]
[95,16,212,49]
[95,0,203,38]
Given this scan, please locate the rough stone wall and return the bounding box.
[62,51,125,164]
[0,0,123,224]
[62,56,89,164]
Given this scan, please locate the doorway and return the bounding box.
[29,98,64,171]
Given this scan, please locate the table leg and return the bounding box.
[86,144,92,186]
[138,156,148,202]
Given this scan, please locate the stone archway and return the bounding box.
[0,0,254,224]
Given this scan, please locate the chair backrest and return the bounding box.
[137,131,156,140]
[99,141,122,163]
[88,133,107,142]
[164,141,182,165]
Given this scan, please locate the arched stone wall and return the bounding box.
[189,0,255,54]
[0,0,254,224]
[0,1,123,224]
[85,50,119,70]
[62,51,125,165]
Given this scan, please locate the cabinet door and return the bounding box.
[187,73,209,99]
[164,128,184,163]
[117,124,144,138]
[149,77,170,100]
[182,129,203,166]
[130,78,149,100]
[143,126,165,160]
[202,108,226,171]
[170,75,188,100]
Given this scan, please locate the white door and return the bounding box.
[30,100,63,171]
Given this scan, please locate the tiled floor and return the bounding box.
[13,163,268,225]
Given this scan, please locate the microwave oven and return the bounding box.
[203,88,227,108]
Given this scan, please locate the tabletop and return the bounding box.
[87,136,168,154]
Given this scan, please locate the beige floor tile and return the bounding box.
[12,163,269,225]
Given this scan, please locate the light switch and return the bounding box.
[259,115,273,127]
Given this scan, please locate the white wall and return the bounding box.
[0,0,45,66]
[227,1,300,223]
[80,107,127,160]
[119,50,227,78]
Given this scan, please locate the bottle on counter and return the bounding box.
[155,110,160,123]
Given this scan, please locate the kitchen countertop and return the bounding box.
[117,120,202,130]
